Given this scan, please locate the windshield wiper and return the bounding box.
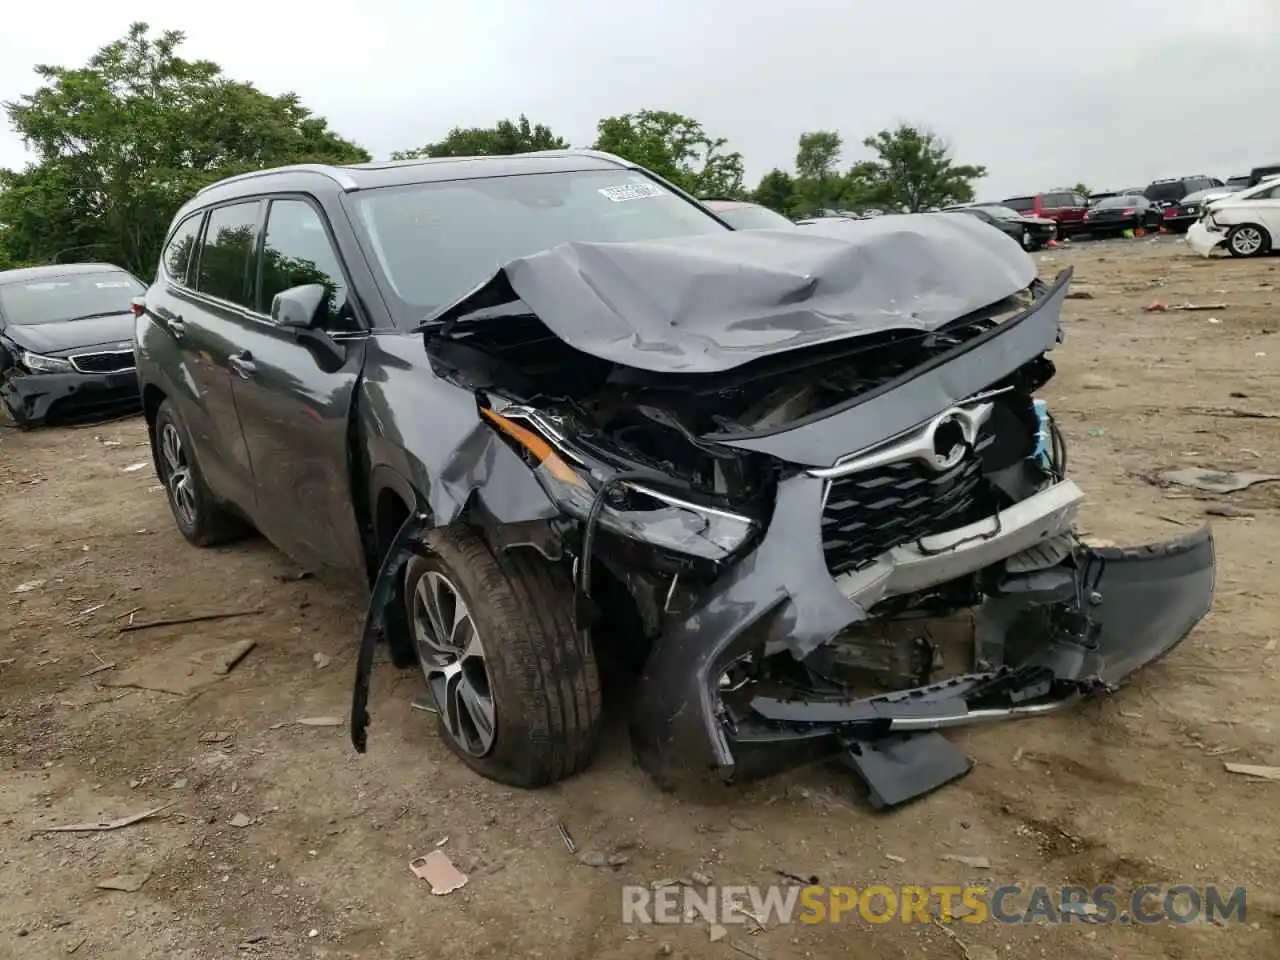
[67,310,133,322]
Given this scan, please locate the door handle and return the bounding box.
[168,315,186,338]
[228,351,257,379]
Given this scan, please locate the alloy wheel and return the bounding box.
[1231,226,1263,256]
[159,422,197,528]
[411,571,497,757]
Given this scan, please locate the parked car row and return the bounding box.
[998,163,1280,240]
[1188,176,1280,258]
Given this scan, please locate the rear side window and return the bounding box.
[1005,196,1034,212]
[1144,182,1184,203]
[259,199,355,330]
[196,201,262,307]
[162,213,203,285]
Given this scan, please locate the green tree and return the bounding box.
[0,22,368,274]
[591,110,745,198]
[793,131,844,216]
[752,169,797,216]
[1072,182,1091,197]
[392,115,569,159]
[858,124,987,212]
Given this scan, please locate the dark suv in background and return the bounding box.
[1002,191,1090,237]
[1142,175,1223,213]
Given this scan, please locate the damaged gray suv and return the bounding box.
[135,151,1215,801]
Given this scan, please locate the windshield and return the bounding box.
[973,205,1022,220]
[0,270,143,325]
[1143,182,1185,203]
[714,204,796,230]
[351,170,729,319]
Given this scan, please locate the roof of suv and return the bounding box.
[189,150,640,210]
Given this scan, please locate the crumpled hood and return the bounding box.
[1,314,134,357]
[426,213,1037,374]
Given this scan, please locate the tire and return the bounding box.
[404,525,601,787]
[1226,223,1270,258]
[1021,229,1033,251]
[152,399,247,547]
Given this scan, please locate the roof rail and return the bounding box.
[522,148,634,168]
[196,163,360,196]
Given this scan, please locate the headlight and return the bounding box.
[19,350,74,374]
[481,406,759,562]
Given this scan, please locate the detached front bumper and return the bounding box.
[1186,220,1226,257]
[0,368,142,427]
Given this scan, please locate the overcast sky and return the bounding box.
[1,1,1277,199]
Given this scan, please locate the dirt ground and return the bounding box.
[2,237,1278,960]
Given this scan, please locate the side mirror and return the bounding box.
[271,283,328,330]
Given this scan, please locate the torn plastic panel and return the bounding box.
[423,212,1037,374]
[351,510,430,753]
[706,268,1072,467]
[630,524,1214,790]
[0,366,141,428]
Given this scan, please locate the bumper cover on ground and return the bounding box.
[1186,221,1226,257]
[0,369,141,427]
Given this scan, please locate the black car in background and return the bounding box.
[1247,163,1280,187]
[0,263,146,427]
[944,204,1057,250]
[1142,175,1222,212]
[1082,195,1163,237]
[1160,187,1224,233]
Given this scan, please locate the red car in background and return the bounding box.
[1002,190,1090,237]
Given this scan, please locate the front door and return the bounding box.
[226,196,368,577]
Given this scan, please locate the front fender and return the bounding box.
[359,333,559,527]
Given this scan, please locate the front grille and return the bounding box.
[821,444,989,576]
[70,350,135,374]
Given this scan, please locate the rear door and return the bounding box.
[223,195,368,577]
[145,203,260,510]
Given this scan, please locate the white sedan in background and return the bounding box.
[1187,176,1280,257]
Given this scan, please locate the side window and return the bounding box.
[1006,197,1033,212]
[162,213,204,286]
[196,202,261,307]
[259,199,354,331]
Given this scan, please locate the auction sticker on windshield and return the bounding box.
[598,182,665,202]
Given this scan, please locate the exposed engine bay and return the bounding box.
[352,215,1216,807]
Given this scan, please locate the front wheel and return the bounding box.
[405,526,601,787]
[1021,229,1033,250]
[1226,224,1270,258]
